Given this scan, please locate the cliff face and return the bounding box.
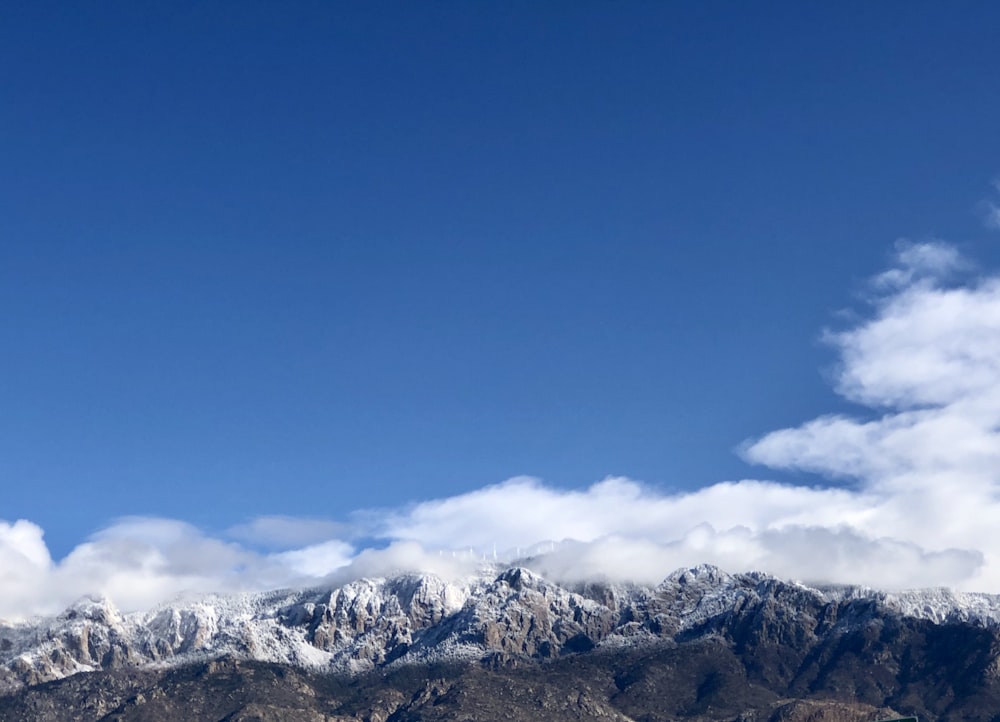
[2,564,1000,721]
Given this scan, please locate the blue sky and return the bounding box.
[4,2,1000,606]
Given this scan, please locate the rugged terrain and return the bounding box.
[2,564,999,721]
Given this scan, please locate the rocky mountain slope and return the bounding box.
[2,564,1000,721]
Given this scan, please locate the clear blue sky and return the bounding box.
[3,1,1000,558]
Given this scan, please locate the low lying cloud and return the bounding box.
[0,518,331,620]
[4,238,1000,620]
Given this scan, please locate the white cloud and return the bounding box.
[832,283,1000,409]
[274,540,355,577]
[328,540,482,585]
[6,239,1000,618]
[0,517,354,621]
[744,240,1000,589]
[377,476,869,563]
[872,240,967,290]
[0,521,53,620]
[363,241,1000,592]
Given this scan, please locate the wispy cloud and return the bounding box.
[4,239,1000,619]
[980,179,1000,230]
[227,516,352,549]
[872,239,968,291]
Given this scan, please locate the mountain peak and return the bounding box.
[58,595,121,625]
[662,563,733,586]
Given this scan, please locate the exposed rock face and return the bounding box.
[2,564,1000,720]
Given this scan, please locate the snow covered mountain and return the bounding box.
[4,563,1000,696]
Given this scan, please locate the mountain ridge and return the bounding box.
[4,563,1000,690]
[4,564,1000,721]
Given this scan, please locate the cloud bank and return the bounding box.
[4,239,1000,619]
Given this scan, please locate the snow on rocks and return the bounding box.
[2,564,1000,692]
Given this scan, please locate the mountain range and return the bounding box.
[2,564,999,721]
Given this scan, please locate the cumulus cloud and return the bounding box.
[743,240,1000,589]
[6,237,1000,619]
[0,521,53,620]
